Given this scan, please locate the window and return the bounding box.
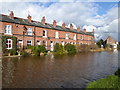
[74,42,76,45]
[55,32,59,38]
[73,34,76,40]
[43,30,47,37]
[6,39,12,49]
[5,25,12,35]
[27,40,32,46]
[37,40,40,45]
[66,33,69,39]
[80,36,83,40]
[27,28,32,35]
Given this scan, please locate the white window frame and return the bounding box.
[27,40,32,46]
[5,25,12,35]
[27,28,32,35]
[66,33,69,39]
[55,32,59,38]
[43,30,47,37]
[73,34,76,40]
[6,39,12,49]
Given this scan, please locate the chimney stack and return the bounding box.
[70,24,73,30]
[62,23,66,28]
[92,28,94,32]
[83,28,86,32]
[27,15,32,23]
[77,27,80,31]
[53,20,57,27]
[9,11,14,19]
[41,16,46,25]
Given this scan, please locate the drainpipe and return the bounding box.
[34,26,36,46]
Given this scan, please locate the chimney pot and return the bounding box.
[9,11,14,19]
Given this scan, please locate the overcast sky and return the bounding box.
[0,1,119,42]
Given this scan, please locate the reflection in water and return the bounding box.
[2,51,118,88]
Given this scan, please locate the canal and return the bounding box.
[2,51,118,88]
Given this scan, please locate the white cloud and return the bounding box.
[0,2,118,41]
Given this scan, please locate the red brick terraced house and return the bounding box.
[0,11,94,51]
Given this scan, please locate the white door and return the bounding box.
[50,41,54,51]
[18,40,23,48]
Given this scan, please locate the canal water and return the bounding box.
[2,51,118,88]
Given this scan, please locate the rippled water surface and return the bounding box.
[2,51,119,88]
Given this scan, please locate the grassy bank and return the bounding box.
[86,75,120,89]
[86,69,120,89]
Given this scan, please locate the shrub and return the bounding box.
[117,45,120,50]
[115,69,120,77]
[96,39,104,48]
[64,43,76,54]
[76,44,91,52]
[54,43,66,55]
[19,50,30,57]
[32,45,46,56]
[8,49,17,55]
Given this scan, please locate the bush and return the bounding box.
[8,49,17,55]
[64,43,76,54]
[96,39,104,48]
[32,45,46,56]
[19,50,30,57]
[76,44,91,52]
[117,45,120,50]
[115,69,120,77]
[54,43,66,55]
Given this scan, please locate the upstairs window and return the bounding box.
[5,25,12,35]
[55,32,59,38]
[66,33,69,39]
[73,34,76,40]
[27,40,32,46]
[43,30,47,37]
[6,39,12,49]
[27,28,32,35]
[80,36,83,40]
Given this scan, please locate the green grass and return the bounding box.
[86,75,120,89]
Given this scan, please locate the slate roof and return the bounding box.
[0,14,94,36]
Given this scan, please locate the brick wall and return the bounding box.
[0,20,94,50]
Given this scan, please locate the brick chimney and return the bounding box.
[70,24,73,30]
[92,28,94,32]
[62,23,66,28]
[53,20,57,27]
[9,11,14,19]
[27,15,32,23]
[77,27,80,31]
[83,28,86,32]
[41,16,46,25]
